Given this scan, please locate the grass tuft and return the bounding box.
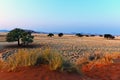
[6,49,41,70]
[0,48,81,73]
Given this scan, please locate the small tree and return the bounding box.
[58,33,63,37]
[76,33,83,37]
[104,34,115,39]
[48,33,54,37]
[6,28,34,46]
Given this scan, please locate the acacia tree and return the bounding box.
[6,28,34,46]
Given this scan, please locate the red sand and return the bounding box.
[0,59,120,80]
[83,59,120,80]
[0,65,86,80]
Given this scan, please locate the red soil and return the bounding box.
[83,59,120,80]
[0,65,86,80]
[0,59,120,80]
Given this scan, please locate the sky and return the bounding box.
[0,0,120,34]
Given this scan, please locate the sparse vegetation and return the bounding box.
[0,48,80,73]
[99,35,103,37]
[84,34,89,37]
[90,34,96,37]
[58,33,63,37]
[0,33,120,75]
[47,33,54,37]
[76,33,83,37]
[5,49,41,70]
[104,34,115,39]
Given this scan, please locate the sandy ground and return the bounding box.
[0,60,120,80]
[0,65,87,80]
[83,58,120,80]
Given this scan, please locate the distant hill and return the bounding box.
[24,29,47,34]
[0,29,47,34]
[0,30,9,32]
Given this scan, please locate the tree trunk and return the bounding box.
[18,38,20,46]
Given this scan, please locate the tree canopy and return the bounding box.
[6,28,34,46]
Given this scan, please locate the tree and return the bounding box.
[104,34,115,39]
[75,33,83,37]
[6,28,34,46]
[47,33,54,37]
[58,33,63,37]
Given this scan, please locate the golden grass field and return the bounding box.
[0,33,120,64]
[0,33,120,66]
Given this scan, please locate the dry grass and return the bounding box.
[0,33,7,42]
[4,49,41,70]
[0,33,120,72]
[0,48,79,73]
[33,34,120,70]
[33,34,120,62]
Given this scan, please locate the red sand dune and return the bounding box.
[0,65,87,80]
[83,59,120,80]
[0,59,120,80]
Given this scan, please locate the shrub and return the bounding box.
[104,34,115,39]
[3,48,64,71]
[41,49,81,72]
[40,48,63,70]
[6,49,41,70]
[76,33,83,37]
[48,51,63,70]
[60,61,81,74]
[58,33,63,37]
[47,33,54,37]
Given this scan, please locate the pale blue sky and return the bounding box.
[0,0,120,34]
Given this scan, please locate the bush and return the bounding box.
[39,48,63,70]
[41,49,81,72]
[76,33,83,37]
[104,34,115,39]
[6,49,41,70]
[3,48,64,71]
[47,33,54,37]
[60,61,81,73]
[48,51,63,70]
[58,33,63,37]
